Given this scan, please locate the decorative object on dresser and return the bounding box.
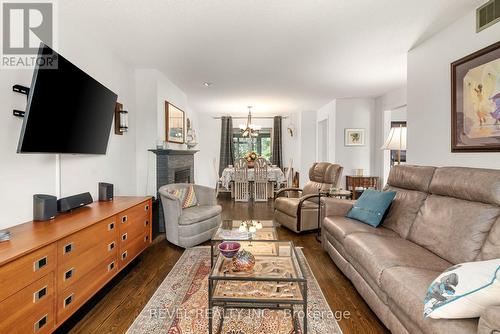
[57,192,94,213]
[165,101,185,144]
[158,184,221,248]
[344,128,365,146]
[451,41,500,152]
[345,175,380,200]
[98,182,114,201]
[33,194,57,221]
[274,162,343,233]
[0,231,11,243]
[0,196,152,334]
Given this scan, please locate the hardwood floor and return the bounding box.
[60,195,388,334]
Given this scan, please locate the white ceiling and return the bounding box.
[63,0,483,114]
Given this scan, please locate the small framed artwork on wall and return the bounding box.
[451,41,500,152]
[345,128,365,146]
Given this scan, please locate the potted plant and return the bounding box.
[245,151,258,168]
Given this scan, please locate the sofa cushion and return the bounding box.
[408,195,500,264]
[323,216,398,245]
[478,216,500,261]
[274,197,317,217]
[386,165,436,193]
[179,205,222,225]
[344,233,451,286]
[428,167,500,206]
[346,189,397,227]
[382,186,428,238]
[381,267,478,334]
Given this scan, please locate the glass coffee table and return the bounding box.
[208,240,307,334]
[210,219,278,267]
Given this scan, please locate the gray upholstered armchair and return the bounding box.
[159,183,222,248]
[274,162,343,233]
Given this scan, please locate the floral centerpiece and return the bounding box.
[244,151,258,168]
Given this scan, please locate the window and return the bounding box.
[233,128,272,161]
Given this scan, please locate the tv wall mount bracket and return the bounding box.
[12,84,30,117]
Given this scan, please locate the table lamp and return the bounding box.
[381,125,407,164]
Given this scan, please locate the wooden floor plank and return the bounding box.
[60,195,388,334]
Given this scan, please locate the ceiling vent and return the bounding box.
[477,0,500,32]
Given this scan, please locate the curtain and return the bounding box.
[219,116,234,176]
[272,116,283,168]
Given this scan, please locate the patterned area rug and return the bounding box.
[127,247,342,334]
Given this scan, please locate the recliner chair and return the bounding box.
[274,162,343,233]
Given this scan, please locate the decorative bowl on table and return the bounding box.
[232,249,256,272]
[218,241,241,258]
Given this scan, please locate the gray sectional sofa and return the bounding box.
[321,165,500,334]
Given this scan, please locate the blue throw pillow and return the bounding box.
[346,189,396,227]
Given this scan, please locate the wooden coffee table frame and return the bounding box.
[207,241,308,334]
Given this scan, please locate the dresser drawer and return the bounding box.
[0,273,54,334]
[118,201,150,226]
[0,244,56,302]
[119,214,150,247]
[58,217,117,265]
[57,235,118,291]
[119,230,149,269]
[57,254,117,324]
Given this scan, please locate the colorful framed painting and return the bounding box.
[451,41,500,152]
[344,128,365,146]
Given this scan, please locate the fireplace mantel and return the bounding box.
[150,148,198,233]
[149,149,199,155]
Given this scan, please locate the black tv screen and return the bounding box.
[17,43,118,154]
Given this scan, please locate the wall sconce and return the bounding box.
[114,102,129,135]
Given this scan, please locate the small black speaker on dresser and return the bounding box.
[98,182,114,201]
[33,194,57,221]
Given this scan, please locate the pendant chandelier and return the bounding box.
[239,106,261,137]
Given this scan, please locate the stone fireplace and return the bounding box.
[149,149,198,233]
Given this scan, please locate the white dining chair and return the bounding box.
[234,158,249,202]
[253,157,268,202]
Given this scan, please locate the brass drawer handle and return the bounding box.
[121,215,128,223]
[64,242,74,254]
[121,251,128,260]
[122,233,128,241]
[33,256,47,272]
[64,268,75,281]
[33,286,47,303]
[145,204,149,211]
[34,314,48,332]
[64,293,74,308]
[144,220,149,227]
[108,222,115,231]
[108,261,115,272]
[108,241,115,251]
[144,235,149,242]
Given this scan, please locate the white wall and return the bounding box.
[334,98,376,187]
[0,7,138,230]
[316,101,336,163]
[135,69,198,197]
[407,10,500,168]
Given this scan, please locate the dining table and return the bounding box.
[220,166,286,198]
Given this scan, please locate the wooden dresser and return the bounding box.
[0,196,152,334]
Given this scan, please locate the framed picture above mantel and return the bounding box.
[165,101,185,144]
[451,41,500,152]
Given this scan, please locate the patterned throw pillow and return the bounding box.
[424,258,500,319]
[168,185,198,209]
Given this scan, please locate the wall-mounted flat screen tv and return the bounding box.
[17,43,118,154]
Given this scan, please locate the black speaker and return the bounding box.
[98,182,114,201]
[57,192,93,213]
[33,194,57,221]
